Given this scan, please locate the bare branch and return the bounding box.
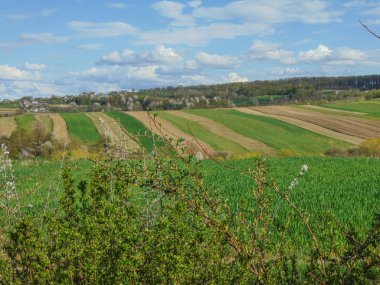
[359,20,380,39]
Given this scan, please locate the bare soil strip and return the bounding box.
[235,108,363,145]
[0,108,17,114]
[128,111,216,157]
[86,113,139,149]
[49,113,70,143]
[301,105,367,115]
[250,106,380,139]
[0,117,17,138]
[170,110,276,155]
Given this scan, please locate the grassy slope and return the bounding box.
[185,109,350,156]
[321,100,380,118]
[107,111,163,152]
[61,113,100,144]
[15,114,36,134]
[158,111,248,155]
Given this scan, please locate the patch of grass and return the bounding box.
[185,109,350,156]
[107,112,163,152]
[158,111,248,155]
[15,114,36,134]
[61,113,100,144]
[321,100,380,118]
[0,102,18,108]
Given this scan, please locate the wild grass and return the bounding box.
[158,111,248,155]
[61,113,100,144]
[14,114,36,134]
[185,109,350,156]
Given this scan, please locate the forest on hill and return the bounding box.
[13,75,380,113]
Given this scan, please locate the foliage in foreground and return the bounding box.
[0,144,379,284]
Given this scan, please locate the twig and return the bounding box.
[359,20,380,39]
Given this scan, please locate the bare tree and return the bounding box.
[359,20,380,39]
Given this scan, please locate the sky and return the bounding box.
[1,0,380,99]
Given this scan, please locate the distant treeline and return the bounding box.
[20,75,380,112]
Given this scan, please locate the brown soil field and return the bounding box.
[234,108,363,145]
[250,106,380,139]
[49,114,70,143]
[0,117,17,138]
[0,108,17,114]
[170,110,276,155]
[128,111,216,157]
[86,113,139,150]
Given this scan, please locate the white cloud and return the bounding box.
[19,33,68,44]
[193,0,341,24]
[23,63,46,71]
[298,45,366,65]
[99,45,182,66]
[75,44,104,50]
[139,22,273,45]
[271,67,301,76]
[153,1,195,26]
[188,0,202,8]
[67,21,138,37]
[299,44,332,62]
[227,72,248,83]
[40,9,57,17]
[5,14,31,20]
[108,2,128,9]
[0,65,41,81]
[249,41,296,64]
[196,52,240,68]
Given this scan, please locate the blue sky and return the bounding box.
[1,0,380,99]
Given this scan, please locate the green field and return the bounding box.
[321,100,380,118]
[15,114,36,133]
[107,111,163,151]
[184,109,350,156]
[0,102,19,108]
[61,113,100,143]
[158,111,248,155]
[7,156,380,253]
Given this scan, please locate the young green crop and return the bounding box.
[107,111,163,152]
[321,100,380,118]
[158,111,248,155]
[185,109,350,156]
[61,113,100,144]
[9,156,379,254]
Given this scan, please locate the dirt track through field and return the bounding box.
[170,110,276,155]
[249,106,380,140]
[234,108,364,145]
[0,117,17,138]
[49,113,70,143]
[128,111,216,157]
[86,113,139,149]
